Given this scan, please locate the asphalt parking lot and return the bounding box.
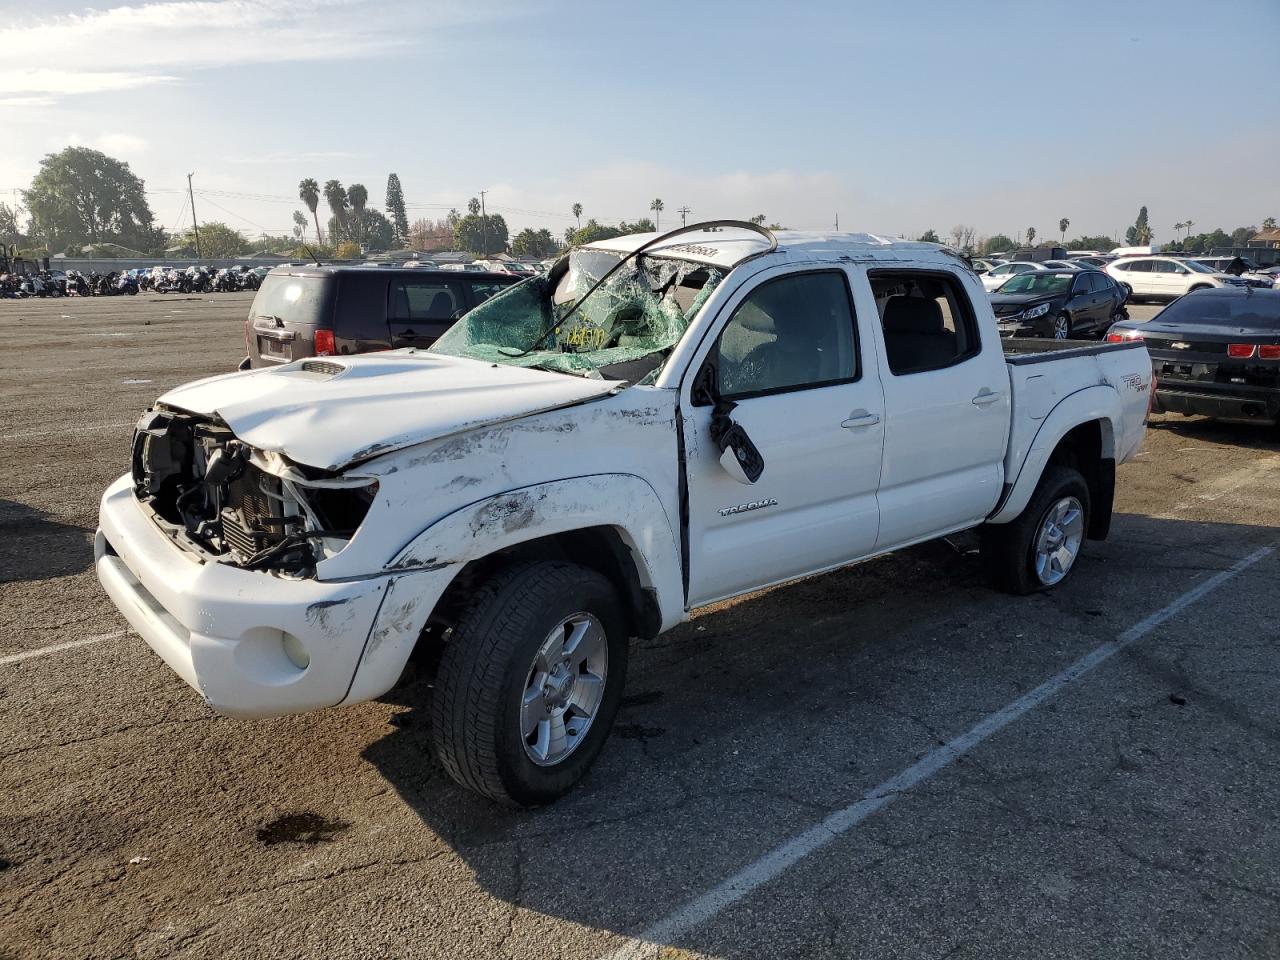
[2,294,1278,960]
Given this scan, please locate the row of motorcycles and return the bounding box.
[0,265,264,299]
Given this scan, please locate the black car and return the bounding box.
[989,269,1127,340]
[1107,287,1280,425]
[241,265,522,369]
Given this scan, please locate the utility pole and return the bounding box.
[187,172,202,259]
[479,189,488,257]
[834,213,839,231]
[677,205,690,228]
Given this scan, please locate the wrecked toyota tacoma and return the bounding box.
[97,222,1153,805]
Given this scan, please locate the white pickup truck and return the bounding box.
[97,224,1152,805]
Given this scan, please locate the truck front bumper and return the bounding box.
[95,473,445,718]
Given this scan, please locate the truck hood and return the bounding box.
[158,352,619,471]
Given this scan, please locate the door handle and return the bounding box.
[972,390,1004,406]
[841,411,881,429]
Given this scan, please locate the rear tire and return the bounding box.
[429,560,629,806]
[981,465,1090,595]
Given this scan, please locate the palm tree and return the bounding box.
[1173,221,1185,240]
[1058,218,1069,243]
[572,203,582,229]
[347,183,368,246]
[1026,226,1036,247]
[1183,219,1194,241]
[650,198,664,231]
[323,180,347,240]
[1264,217,1277,231]
[298,178,322,244]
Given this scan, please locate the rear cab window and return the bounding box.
[869,272,981,375]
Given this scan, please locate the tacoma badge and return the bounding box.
[718,498,778,517]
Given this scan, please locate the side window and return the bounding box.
[1127,260,1152,273]
[870,271,981,376]
[470,280,511,305]
[390,280,463,321]
[1072,274,1092,294]
[714,271,858,399]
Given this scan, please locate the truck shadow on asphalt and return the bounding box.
[0,499,94,584]
[360,512,1278,952]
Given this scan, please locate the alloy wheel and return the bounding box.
[520,612,609,766]
[1034,496,1084,586]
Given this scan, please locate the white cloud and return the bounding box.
[0,0,504,99]
[95,133,150,156]
[228,151,371,165]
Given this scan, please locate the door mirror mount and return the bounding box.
[698,361,765,484]
[715,422,765,485]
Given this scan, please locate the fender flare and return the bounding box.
[341,475,685,707]
[988,385,1119,525]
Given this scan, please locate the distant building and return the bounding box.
[1248,228,1280,249]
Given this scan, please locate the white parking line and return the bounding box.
[0,630,131,667]
[601,544,1274,960]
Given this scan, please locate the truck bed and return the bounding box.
[1002,337,1147,365]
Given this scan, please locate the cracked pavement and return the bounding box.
[2,297,1279,958]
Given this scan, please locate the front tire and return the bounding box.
[429,560,629,806]
[1053,312,1073,340]
[981,465,1090,595]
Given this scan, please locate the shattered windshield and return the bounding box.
[429,248,723,381]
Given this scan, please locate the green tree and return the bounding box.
[298,178,322,244]
[291,210,307,241]
[917,228,940,243]
[1058,218,1069,242]
[291,242,334,260]
[512,227,558,258]
[467,196,481,216]
[650,198,664,230]
[1124,206,1151,246]
[324,180,348,239]
[1263,217,1276,230]
[572,203,582,229]
[24,146,157,252]
[749,214,767,225]
[335,240,361,260]
[1066,235,1116,252]
[0,202,24,246]
[454,212,508,254]
[346,183,368,244]
[180,221,247,258]
[385,173,409,248]
[327,209,394,250]
[982,234,1016,254]
[1231,226,1256,247]
[1025,226,1037,247]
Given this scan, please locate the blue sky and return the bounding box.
[1,0,1277,245]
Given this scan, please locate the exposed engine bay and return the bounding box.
[131,408,376,574]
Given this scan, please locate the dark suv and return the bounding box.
[241,265,521,369]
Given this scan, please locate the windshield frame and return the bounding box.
[427,247,725,383]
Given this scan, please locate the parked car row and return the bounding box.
[0,265,271,298]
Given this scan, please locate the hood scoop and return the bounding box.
[295,360,347,378]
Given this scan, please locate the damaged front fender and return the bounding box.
[338,475,686,706]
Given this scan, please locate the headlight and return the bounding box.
[1022,302,1052,320]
